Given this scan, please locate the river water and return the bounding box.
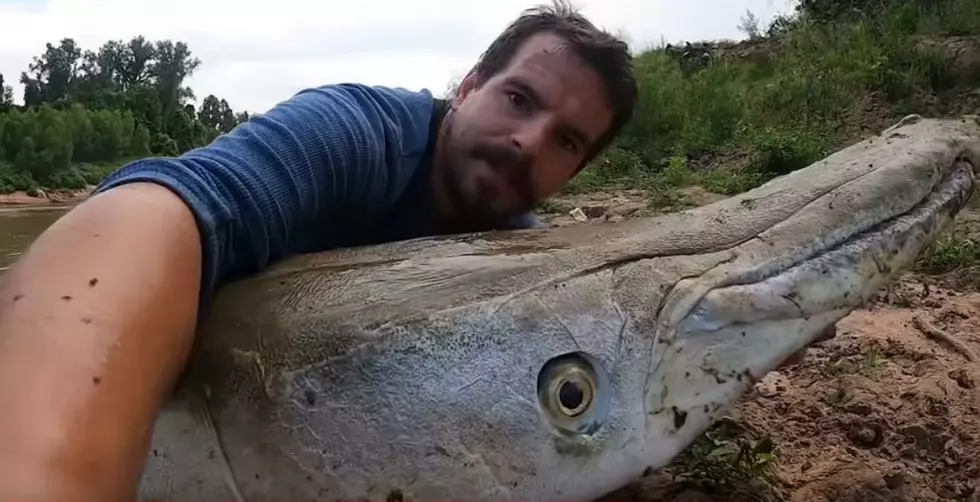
[0,205,73,270]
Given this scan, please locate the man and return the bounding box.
[0,1,637,498]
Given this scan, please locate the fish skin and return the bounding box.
[136,115,980,501]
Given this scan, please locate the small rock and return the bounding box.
[754,371,789,398]
[949,368,975,389]
[805,406,824,419]
[568,207,588,222]
[924,298,942,308]
[944,440,963,465]
[581,204,607,218]
[883,471,906,489]
[607,214,624,223]
[845,401,873,416]
[948,308,970,319]
[847,423,883,447]
[937,484,957,499]
[928,399,950,417]
[900,424,931,444]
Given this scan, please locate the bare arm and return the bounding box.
[0,183,201,498]
[0,84,433,498]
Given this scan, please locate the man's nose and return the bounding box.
[510,117,551,157]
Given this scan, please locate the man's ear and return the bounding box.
[452,70,481,110]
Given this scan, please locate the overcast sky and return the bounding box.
[0,0,797,114]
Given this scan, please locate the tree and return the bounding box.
[738,10,763,40]
[0,35,250,191]
[0,73,14,110]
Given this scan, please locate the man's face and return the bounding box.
[435,32,614,227]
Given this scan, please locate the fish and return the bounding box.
[137,114,980,501]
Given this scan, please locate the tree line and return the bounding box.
[0,36,249,191]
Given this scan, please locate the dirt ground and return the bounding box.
[538,188,980,502]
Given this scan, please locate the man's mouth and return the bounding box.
[470,161,517,214]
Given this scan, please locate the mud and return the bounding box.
[543,188,980,502]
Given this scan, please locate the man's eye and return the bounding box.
[560,136,578,153]
[507,91,529,109]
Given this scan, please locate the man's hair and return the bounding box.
[472,0,637,161]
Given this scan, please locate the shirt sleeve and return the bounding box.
[93,84,432,317]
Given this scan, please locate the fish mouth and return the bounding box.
[642,148,976,446]
[673,159,974,340]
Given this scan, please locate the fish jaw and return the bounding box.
[636,117,979,471]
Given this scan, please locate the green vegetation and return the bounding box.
[915,233,980,289]
[569,0,980,197]
[670,419,780,502]
[821,345,887,376]
[614,3,977,498]
[917,234,980,274]
[1,0,977,198]
[0,37,248,193]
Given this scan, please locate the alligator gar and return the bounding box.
[138,115,980,501]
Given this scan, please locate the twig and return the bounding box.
[912,315,978,362]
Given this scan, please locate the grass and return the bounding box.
[821,346,888,377]
[569,0,980,203]
[916,234,980,274]
[598,2,980,497]
[912,233,980,290]
[0,159,127,194]
[670,419,780,502]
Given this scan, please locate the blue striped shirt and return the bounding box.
[95,84,540,314]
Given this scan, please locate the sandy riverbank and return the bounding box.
[0,186,95,207]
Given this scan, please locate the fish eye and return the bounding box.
[536,352,611,436]
[556,371,592,416]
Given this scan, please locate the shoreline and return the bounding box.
[0,186,95,208]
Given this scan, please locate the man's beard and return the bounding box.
[438,118,538,230]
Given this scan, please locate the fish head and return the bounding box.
[634,114,980,476]
[487,117,980,498]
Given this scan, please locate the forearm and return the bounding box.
[0,83,424,498]
[0,183,202,498]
